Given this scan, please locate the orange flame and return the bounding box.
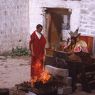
[31,70,51,85]
[31,58,51,86]
[39,70,51,84]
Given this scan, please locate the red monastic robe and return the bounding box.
[29,31,46,78]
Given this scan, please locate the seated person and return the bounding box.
[64,28,88,53]
[62,29,89,91]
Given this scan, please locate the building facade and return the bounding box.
[0,0,29,54]
[0,0,95,55]
[29,0,95,55]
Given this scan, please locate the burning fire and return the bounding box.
[31,70,51,85]
[39,70,51,84]
[31,59,51,86]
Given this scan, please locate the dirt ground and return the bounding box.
[0,56,95,95]
[0,56,31,88]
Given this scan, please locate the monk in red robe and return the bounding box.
[29,24,46,80]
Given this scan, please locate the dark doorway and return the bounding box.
[45,8,71,50]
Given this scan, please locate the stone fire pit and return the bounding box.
[15,76,59,95]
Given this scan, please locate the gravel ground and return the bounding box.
[0,56,31,88]
[0,56,95,95]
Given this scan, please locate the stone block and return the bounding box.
[25,91,37,95]
[63,77,72,86]
[45,65,69,77]
[63,86,72,95]
[57,86,72,95]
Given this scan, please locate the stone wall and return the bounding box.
[0,0,29,54]
[29,0,81,48]
[79,0,95,55]
[80,0,95,36]
[29,0,95,55]
[29,0,80,34]
[29,0,95,36]
[0,0,95,54]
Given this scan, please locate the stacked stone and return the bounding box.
[45,65,72,95]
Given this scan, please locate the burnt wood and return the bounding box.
[0,88,9,95]
[81,64,95,92]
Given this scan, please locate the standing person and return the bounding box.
[29,24,46,81]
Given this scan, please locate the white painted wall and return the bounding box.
[0,0,29,54]
[79,0,95,37]
[29,0,95,55]
[29,0,43,34]
[29,1,81,34]
[0,0,95,54]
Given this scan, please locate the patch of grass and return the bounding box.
[11,47,29,57]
